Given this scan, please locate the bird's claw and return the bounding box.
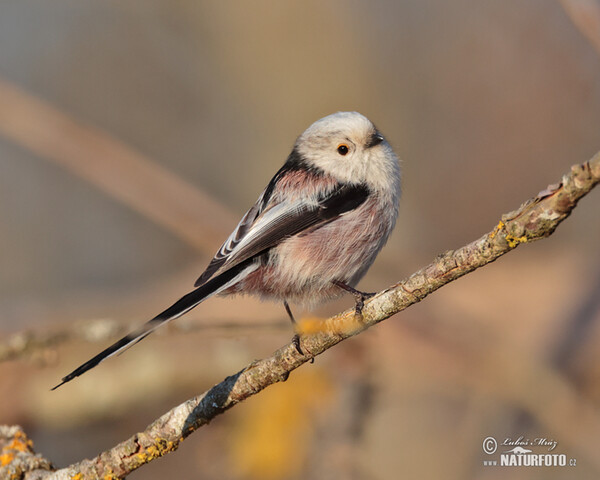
[292,333,304,355]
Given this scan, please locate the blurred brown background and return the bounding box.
[1,1,600,479]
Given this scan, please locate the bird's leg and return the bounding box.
[284,300,304,355]
[332,280,376,321]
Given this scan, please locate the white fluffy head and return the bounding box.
[295,112,400,196]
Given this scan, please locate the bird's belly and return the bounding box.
[233,198,394,305]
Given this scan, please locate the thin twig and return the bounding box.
[0,318,287,364]
[23,153,596,479]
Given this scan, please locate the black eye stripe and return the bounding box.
[366,131,384,148]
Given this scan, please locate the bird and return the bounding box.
[52,111,401,390]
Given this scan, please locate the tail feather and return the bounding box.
[52,260,255,390]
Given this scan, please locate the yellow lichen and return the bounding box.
[135,439,177,465]
[490,220,505,239]
[490,220,527,247]
[5,431,33,453]
[505,234,528,248]
[0,452,14,466]
[0,429,35,468]
[70,474,83,480]
[101,466,119,480]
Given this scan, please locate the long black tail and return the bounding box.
[52,261,252,390]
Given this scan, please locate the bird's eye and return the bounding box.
[337,144,349,156]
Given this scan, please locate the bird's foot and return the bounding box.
[291,333,314,363]
[292,333,304,355]
[285,301,315,362]
[354,291,376,321]
[333,281,375,322]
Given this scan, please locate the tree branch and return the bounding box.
[5,152,600,479]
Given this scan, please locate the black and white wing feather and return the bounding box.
[194,189,267,287]
[194,178,370,287]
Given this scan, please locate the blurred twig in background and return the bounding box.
[559,0,600,56]
[0,317,287,365]
[3,151,596,479]
[551,265,600,374]
[0,78,236,253]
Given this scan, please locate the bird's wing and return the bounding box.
[194,190,266,287]
[194,181,370,287]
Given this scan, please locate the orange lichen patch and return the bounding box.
[489,220,528,248]
[4,430,33,453]
[133,438,179,466]
[297,313,364,336]
[489,220,505,239]
[71,473,83,480]
[0,452,14,466]
[0,429,35,467]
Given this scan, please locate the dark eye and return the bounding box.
[337,144,349,156]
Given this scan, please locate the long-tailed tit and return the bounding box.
[53,111,401,389]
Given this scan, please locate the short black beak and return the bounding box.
[367,131,384,148]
